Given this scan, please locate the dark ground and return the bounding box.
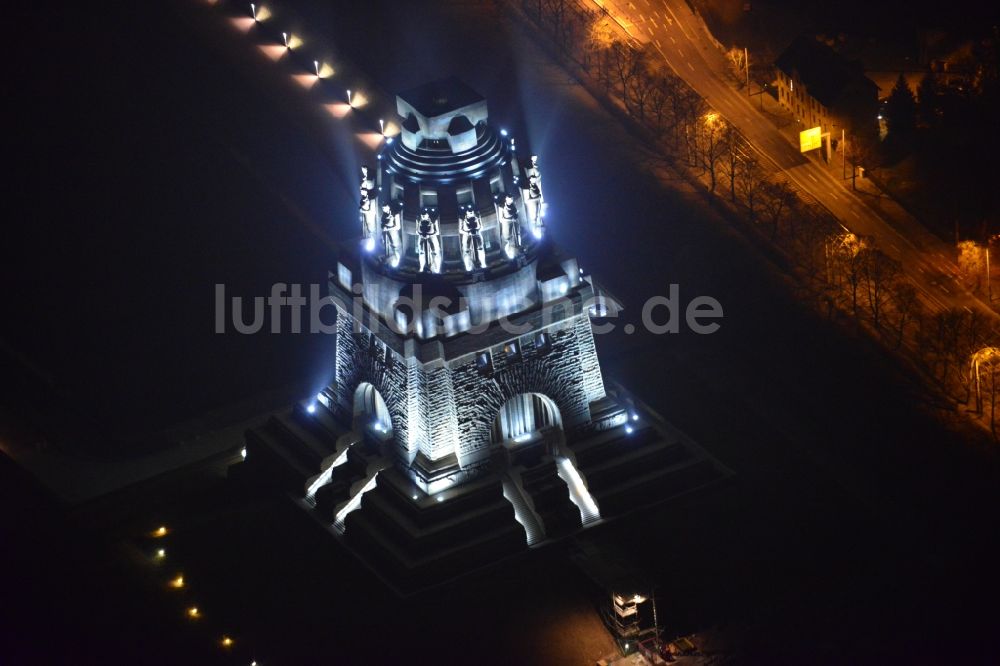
[3,0,1000,664]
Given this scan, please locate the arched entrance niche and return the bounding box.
[491,393,563,466]
[353,382,393,441]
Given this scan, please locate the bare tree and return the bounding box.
[725,47,747,78]
[862,248,901,330]
[672,87,707,165]
[720,128,747,203]
[957,240,988,294]
[890,281,921,349]
[759,179,796,240]
[623,54,660,121]
[929,308,966,389]
[645,75,672,135]
[695,114,730,194]
[607,42,645,103]
[736,155,766,221]
[541,0,573,50]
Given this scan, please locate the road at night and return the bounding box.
[591,0,987,316]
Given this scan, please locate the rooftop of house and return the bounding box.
[775,35,879,107]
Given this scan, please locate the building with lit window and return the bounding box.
[774,36,880,139]
[234,78,727,591]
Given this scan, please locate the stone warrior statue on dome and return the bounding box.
[380,203,402,268]
[417,210,441,274]
[359,165,378,251]
[496,193,522,259]
[460,208,487,271]
[523,155,545,239]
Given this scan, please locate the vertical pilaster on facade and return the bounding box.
[403,358,424,464]
[421,363,460,463]
[575,315,607,406]
[332,311,357,422]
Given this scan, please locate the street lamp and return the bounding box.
[282,32,289,49]
[347,89,352,107]
[314,60,320,77]
[744,47,750,96]
[379,118,384,136]
[250,2,257,21]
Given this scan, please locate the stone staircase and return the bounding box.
[555,456,602,525]
[518,458,583,536]
[232,392,730,593]
[501,474,545,546]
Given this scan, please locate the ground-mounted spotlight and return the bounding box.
[282,32,289,49]
[364,237,375,252]
[250,2,257,20]
[625,425,634,434]
[347,89,352,107]
[314,60,320,76]
[240,446,247,460]
[306,403,316,414]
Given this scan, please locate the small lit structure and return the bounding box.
[187,606,200,619]
[152,525,168,538]
[221,636,234,648]
[608,590,657,649]
[168,574,185,589]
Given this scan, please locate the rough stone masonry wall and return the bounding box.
[333,308,607,469]
[332,312,411,449]
[450,313,603,462]
[575,314,606,406]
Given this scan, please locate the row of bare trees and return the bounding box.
[517,0,1000,435]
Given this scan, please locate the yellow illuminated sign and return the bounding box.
[800,126,822,153]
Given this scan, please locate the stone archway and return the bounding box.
[353,382,393,438]
[491,392,564,466]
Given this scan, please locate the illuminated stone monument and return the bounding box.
[236,78,727,591]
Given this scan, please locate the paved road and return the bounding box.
[593,0,989,316]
